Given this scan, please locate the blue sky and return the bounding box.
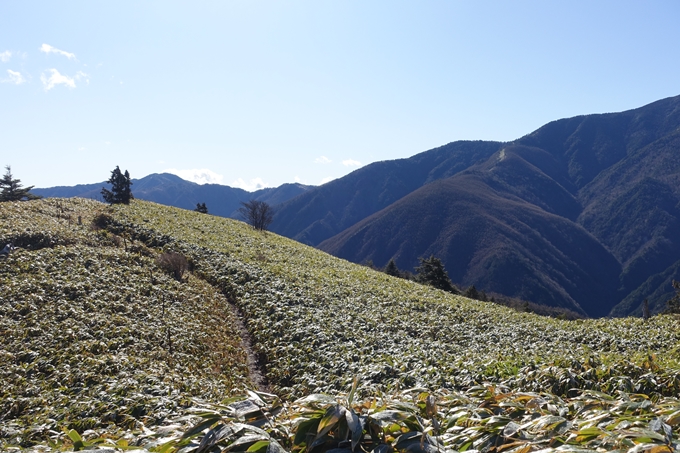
[2,1,680,190]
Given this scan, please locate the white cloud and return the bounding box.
[165,168,225,185]
[40,68,76,90]
[0,51,11,63]
[1,70,25,85]
[314,156,332,164]
[75,71,89,84]
[40,43,76,60]
[320,176,335,185]
[231,177,269,191]
[294,176,301,183]
[342,159,361,167]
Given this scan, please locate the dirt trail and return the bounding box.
[224,300,270,392]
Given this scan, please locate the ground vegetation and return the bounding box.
[3,198,680,451]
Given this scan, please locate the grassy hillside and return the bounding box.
[0,199,255,450]
[3,198,680,451]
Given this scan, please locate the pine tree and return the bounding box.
[0,165,41,202]
[415,255,458,294]
[101,166,133,204]
[384,259,401,278]
[464,285,481,300]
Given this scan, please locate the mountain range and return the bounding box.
[35,95,680,317]
[33,173,311,219]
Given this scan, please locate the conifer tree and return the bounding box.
[0,165,41,202]
[464,285,481,300]
[415,255,458,294]
[384,259,401,277]
[101,166,133,204]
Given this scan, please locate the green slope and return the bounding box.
[3,198,680,451]
[0,199,254,449]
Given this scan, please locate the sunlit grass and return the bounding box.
[2,198,680,451]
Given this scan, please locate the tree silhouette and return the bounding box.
[195,202,208,214]
[664,281,680,314]
[101,166,133,205]
[415,255,458,293]
[0,165,41,202]
[239,200,273,231]
[384,259,401,277]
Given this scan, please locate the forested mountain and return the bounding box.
[33,172,311,218]
[277,95,680,317]
[270,141,503,245]
[33,96,680,317]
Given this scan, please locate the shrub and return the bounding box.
[91,212,114,231]
[156,251,189,281]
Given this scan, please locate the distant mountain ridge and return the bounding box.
[34,96,680,317]
[275,95,680,317]
[270,141,503,245]
[33,173,311,219]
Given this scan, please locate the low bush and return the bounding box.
[157,251,189,281]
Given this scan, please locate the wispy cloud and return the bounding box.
[231,177,269,191]
[342,159,361,167]
[0,51,11,63]
[41,69,75,90]
[320,176,335,184]
[314,156,332,164]
[40,69,88,91]
[1,70,25,85]
[40,43,76,60]
[165,168,224,185]
[75,71,89,84]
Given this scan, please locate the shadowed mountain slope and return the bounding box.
[315,95,680,317]
[270,141,503,245]
[33,173,311,218]
[319,155,623,317]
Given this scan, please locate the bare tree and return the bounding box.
[239,200,274,231]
